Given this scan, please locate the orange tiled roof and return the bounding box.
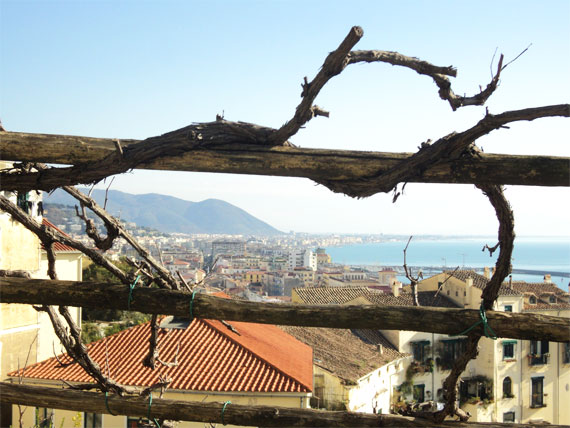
[293,286,460,308]
[511,281,570,311]
[41,219,79,252]
[10,317,312,393]
[445,269,522,296]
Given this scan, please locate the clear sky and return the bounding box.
[1,1,569,236]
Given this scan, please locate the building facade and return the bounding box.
[420,270,570,424]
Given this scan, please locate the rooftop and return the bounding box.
[444,270,522,296]
[280,326,406,383]
[511,281,570,311]
[11,316,312,393]
[293,286,460,308]
[41,218,80,252]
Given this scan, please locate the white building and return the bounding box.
[288,248,317,271]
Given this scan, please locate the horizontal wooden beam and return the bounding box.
[2,383,563,427]
[1,131,568,188]
[1,278,568,341]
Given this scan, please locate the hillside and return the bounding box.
[44,189,282,235]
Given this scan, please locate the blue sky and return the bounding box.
[1,1,569,235]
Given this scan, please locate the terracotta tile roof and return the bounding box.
[368,291,460,308]
[41,219,79,252]
[294,286,380,305]
[511,281,567,295]
[510,281,570,311]
[10,317,312,393]
[444,270,521,296]
[294,287,460,308]
[280,326,406,383]
[445,270,489,289]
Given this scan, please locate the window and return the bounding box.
[503,377,513,398]
[459,376,493,403]
[504,305,512,312]
[84,413,102,428]
[35,408,54,428]
[16,191,30,213]
[502,340,516,360]
[413,384,425,403]
[503,411,515,422]
[531,377,544,408]
[549,295,556,303]
[411,340,430,363]
[439,339,467,370]
[564,342,570,364]
[529,295,537,304]
[529,340,549,365]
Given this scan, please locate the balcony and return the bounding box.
[528,353,549,366]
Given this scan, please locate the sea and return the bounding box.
[326,237,570,288]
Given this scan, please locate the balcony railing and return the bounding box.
[528,353,549,366]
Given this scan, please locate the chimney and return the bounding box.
[484,267,490,279]
[391,281,401,297]
[377,344,384,354]
[466,277,473,290]
[544,274,552,284]
[509,275,513,289]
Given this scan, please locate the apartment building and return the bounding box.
[287,248,317,271]
[420,270,570,424]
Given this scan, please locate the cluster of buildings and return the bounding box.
[1,183,569,426]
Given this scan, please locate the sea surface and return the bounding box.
[326,237,570,287]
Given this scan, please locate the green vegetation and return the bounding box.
[81,322,102,344]
[81,258,150,341]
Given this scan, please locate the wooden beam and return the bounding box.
[1,131,568,188]
[2,383,564,427]
[1,278,568,342]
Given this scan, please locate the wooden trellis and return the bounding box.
[1,26,569,427]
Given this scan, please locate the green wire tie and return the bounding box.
[221,400,231,425]
[452,302,497,339]
[147,392,161,428]
[105,391,118,416]
[127,275,141,310]
[189,290,197,320]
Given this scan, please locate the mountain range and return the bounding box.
[44,189,282,235]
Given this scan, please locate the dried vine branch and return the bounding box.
[59,180,180,290]
[433,183,515,423]
[269,26,363,144]
[403,236,422,306]
[0,194,131,284]
[316,104,570,197]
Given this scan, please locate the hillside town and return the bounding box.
[1,187,569,427]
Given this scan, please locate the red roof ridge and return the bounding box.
[204,318,313,392]
[41,218,80,252]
